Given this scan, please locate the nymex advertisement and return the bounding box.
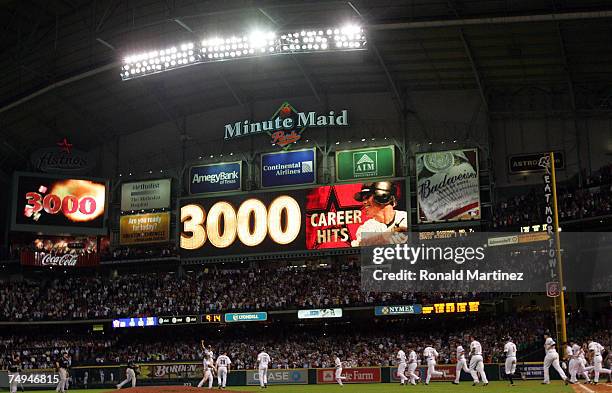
[179,180,406,258]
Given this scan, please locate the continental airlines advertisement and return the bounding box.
[179,180,406,258]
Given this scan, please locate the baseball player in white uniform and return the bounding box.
[257,349,271,388]
[567,341,579,384]
[542,334,570,385]
[423,345,443,385]
[468,336,489,386]
[406,348,420,385]
[504,337,519,385]
[334,355,347,386]
[216,352,231,389]
[588,340,611,384]
[577,344,593,383]
[198,356,215,388]
[396,348,408,385]
[453,344,470,384]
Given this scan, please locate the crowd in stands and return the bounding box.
[0,262,485,322]
[2,312,609,371]
[493,163,612,229]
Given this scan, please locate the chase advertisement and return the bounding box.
[179,180,406,258]
[416,149,480,223]
[11,172,108,235]
[261,148,316,187]
[246,369,308,385]
[189,162,242,194]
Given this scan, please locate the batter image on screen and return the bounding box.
[351,181,408,247]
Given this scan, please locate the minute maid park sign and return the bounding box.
[223,102,349,148]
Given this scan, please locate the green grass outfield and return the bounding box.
[2,381,577,393]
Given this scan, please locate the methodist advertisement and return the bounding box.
[120,179,171,211]
[261,148,316,187]
[179,180,406,258]
[416,149,480,223]
[11,172,108,235]
[189,162,242,194]
[335,145,395,182]
[119,212,170,245]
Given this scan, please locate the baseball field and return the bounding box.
[6,381,610,393]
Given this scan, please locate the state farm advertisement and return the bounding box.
[305,181,406,249]
[316,368,381,384]
[12,172,108,235]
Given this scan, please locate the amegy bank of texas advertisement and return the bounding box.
[179,180,406,257]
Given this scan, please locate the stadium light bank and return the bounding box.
[120,24,366,80]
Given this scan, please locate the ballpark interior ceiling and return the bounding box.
[1,0,612,179]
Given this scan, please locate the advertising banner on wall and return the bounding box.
[316,368,381,384]
[374,305,422,316]
[19,235,100,267]
[500,364,543,380]
[261,148,316,187]
[224,312,268,323]
[246,369,308,385]
[508,151,565,174]
[119,212,170,245]
[297,308,342,319]
[138,363,200,380]
[416,149,480,223]
[189,162,242,194]
[179,180,406,258]
[11,172,108,235]
[120,179,171,211]
[335,145,395,182]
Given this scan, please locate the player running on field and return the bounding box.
[469,335,489,386]
[453,342,470,385]
[423,344,443,385]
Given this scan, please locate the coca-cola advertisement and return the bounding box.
[416,149,481,223]
[16,235,101,268]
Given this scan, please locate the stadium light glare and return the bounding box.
[121,24,366,80]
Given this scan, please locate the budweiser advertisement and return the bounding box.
[316,368,381,384]
[18,235,100,268]
[416,149,481,223]
[11,172,108,235]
